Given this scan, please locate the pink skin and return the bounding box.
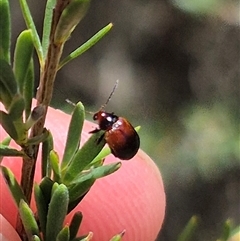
[0,103,166,240]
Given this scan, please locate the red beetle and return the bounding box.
[90,110,140,160]
[90,80,140,160]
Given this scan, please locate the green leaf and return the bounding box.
[19,199,40,240]
[0,166,27,206]
[0,136,11,162]
[172,0,220,14]
[42,0,56,59]
[71,162,121,185]
[49,150,61,182]
[0,82,12,110]
[13,29,34,94]
[56,226,70,241]
[61,101,85,172]
[8,94,25,120]
[229,226,240,241]
[19,0,44,67]
[58,23,113,70]
[46,184,69,241]
[177,216,198,241]
[62,130,106,184]
[110,230,126,241]
[42,131,53,178]
[50,182,59,197]
[67,162,121,211]
[0,110,27,144]
[32,235,41,241]
[14,121,28,145]
[75,232,93,241]
[91,145,111,165]
[39,177,55,207]
[68,178,95,212]
[69,212,83,240]
[0,59,18,109]
[34,183,48,240]
[0,145,25,157]
[219,219,232,241]
[0,136,11,145]
[0,110,19,140]
[23,58,34,119]
[25,128,49,145]
[0,0,11,63]
[54,0,90,44]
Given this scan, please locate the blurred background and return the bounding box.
[10,0,240,240]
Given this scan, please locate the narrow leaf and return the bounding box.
[70,232,93,241]
[42,0,56,59]
[25,128,49,145]
[39,177,55,207]
[50,182,59,196]
[0,82,12,110]
[46,184,69,241]
[0,110,18,140]
[71,162,121,185]
[0,136,11,162]
[62,130,106,184]
[13,29,34,94]
[177,216,198,241]
[54,0,90,44]
[68,178,95,212]
[58,23,113,70]
[0,145,25,157]
[19,0,44,67]
[19,199,40,240]
[0,0,11,63]
[8,94,25,120]
[0,136,11,145]
[42,132,53,178]
[91,146,111,165]
[49,150,61,182]
[220,219,232,241]
[229,226,240,241]
[23,58,34,119]
[0,59,18,109]
[67,162,120,211]
[56,226,70,241]
[110,230,126,241]
[34,183,48,240]
[32,235,41,241]
[61,101,85,171]
[0,166,27,206]
[69,212,83,240]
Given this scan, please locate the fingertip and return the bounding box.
[0,214,21,241]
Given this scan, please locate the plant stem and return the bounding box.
[17,1,70,239]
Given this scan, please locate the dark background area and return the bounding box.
[10,0,240,240]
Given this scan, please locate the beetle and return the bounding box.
[89,80,140,160]
[90,110,140,160]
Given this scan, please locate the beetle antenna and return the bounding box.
[66,99,95,115]
[85,110,95,115]
[101,80,119,109]
[66,99,76,106]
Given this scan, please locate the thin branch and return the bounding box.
[16,1,70,239]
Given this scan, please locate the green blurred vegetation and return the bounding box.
[142,102,239,182]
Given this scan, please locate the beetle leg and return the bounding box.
[96,132,105,144]
[89,128,100,134]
